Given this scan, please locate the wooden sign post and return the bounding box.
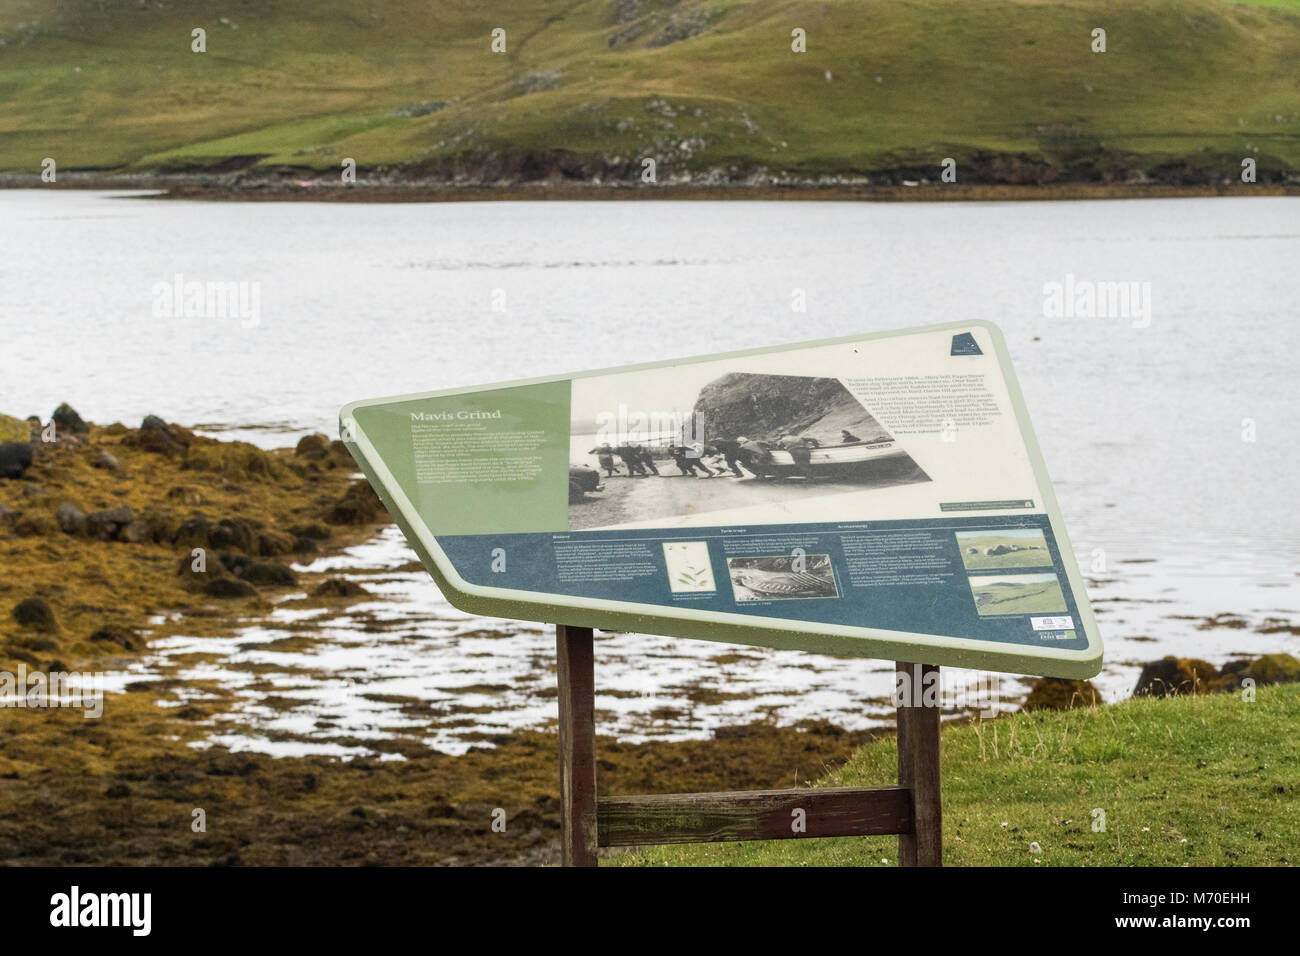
[556,624,941,867]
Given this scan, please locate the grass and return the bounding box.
[613,682,1300,865]
[0,0,1297,181]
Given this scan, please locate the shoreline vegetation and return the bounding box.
[3,412,1298,864]
[4,176,1297,204]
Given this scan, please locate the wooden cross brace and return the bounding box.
[555,624,942,867]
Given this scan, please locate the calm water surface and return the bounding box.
[3,191,1297,755]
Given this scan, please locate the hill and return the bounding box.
[614,680,1300,866]
[1,0,1298,185]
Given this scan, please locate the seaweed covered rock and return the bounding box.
[176,549,230,591]
[123,414,191,457]
[235,561,297,587]
[203,578,257,599]
[12,597,58,632]
[1022,677,1104,711]
[89,624,138,650]
[1243,653,1300,686]
[255,530,297,556]
[0,413,30,443]
[326,480,385,525]
[1133,656,1219,697]
[295,433,332,460]
[312,578,370,598]
[51,403,89,435]
[184,440,276,479]
[0,441,33,479]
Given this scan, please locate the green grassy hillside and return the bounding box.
[615,681,1300,866]
[1,0,1297,182]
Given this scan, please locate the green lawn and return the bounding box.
[612,682,1300,865]
[0,0,1297,179]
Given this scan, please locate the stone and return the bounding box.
[0,441,33,479]
[203,578,257,599]
[56,502,87,535]
[325,480,384,525]
[12,597,58,631]
[312,579,371,598]
[133,414,185,456]
[89,625,137,650]
[238,562,297,587]
[256,530,297,556]
[92,450,123,472]
[1132,656,1219,697]
[51,403,89,435]
[85,505,135,541]
[295,433,332,460]
[1022,677,1104,711]
[1243,653,1300,686]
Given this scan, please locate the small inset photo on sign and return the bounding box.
[969,572,1068,616]
[956,528,1053,571]
[727,554,839,602]
[662,541,716,593]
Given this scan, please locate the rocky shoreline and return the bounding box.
[3,173,1297,204]
[2,409,1297,865]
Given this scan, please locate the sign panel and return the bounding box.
[341,321,1102,678]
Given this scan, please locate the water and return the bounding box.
[3,190,1298,757]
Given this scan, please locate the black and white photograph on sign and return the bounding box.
[727,554,840,602]
[568,369,931,531]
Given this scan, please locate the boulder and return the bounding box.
[56,502,87,535]
[88,625,137,650]
[0,441,33,479]
[312,578,371,598]
[289,522,331,540]
[1022,677,1105,711]
[295,433,332,460]
[176,550,229,590]
[203,578,257,599]
[85,505,135,541]
[238,562,297,587]
[0,503,19,525]
[1133,656,1219,697]
[52,403,89,435]
[12,597,58,632]
[208,517,257,551]
[130,414,186,456]
[1243,653,1300,686]
[173,515,214,549]
[326,480,384,525]
[256,530,297,557]
[92,450,124,473]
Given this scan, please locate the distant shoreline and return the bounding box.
[3,176,1296,204]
